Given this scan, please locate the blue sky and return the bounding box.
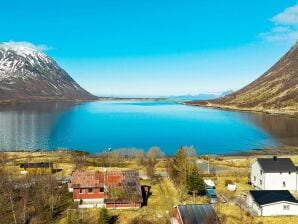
[1,0,298,96]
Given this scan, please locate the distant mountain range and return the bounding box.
[188,43,298,115]
[169,90,233,101]
[0,44,96,102]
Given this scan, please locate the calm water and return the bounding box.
[0,100,297,155]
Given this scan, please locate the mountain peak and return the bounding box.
[0,43,96,101]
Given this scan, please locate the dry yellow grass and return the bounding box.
[217,204,298,224]
[4,152,298,224]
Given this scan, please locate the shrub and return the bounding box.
[224,179,233,186]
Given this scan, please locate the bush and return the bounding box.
[98,208,111,224]
[129,217,153,224]
[224,179,233,186]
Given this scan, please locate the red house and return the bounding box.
[69,170,143,209]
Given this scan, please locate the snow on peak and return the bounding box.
[0,41,56,81]
[0,41,49,52]
[0,41,50,61]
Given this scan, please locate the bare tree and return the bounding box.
[18,175,35,224]
[135,150,145,166]
[145,147,164,180]
[0,153,17,224]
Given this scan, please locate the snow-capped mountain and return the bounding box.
[0,44,96,101]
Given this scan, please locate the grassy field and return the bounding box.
[2,151,298,224]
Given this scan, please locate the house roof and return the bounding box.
[71,171,104,188]
[249,190,297,206]
[257,157,297,173]
[70,170,143,203]
[175,204,220,224]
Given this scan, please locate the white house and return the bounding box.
[250,156,298,192]
[247,190,298,216]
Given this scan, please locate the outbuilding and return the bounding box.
[173,204,221,224]
[247,190,298,216]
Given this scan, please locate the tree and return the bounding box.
[135,150,145,166]
[18,175,35,224]
[172,147,188,185]
[184,145,197,157]
[186,165,205,195]
[0,154,17,224]
[71,151,87,170]
[147,147,164,162]
[145,158,156,180]
[145,147,164,180]
[33,174,63,220]
[1,172,17,224]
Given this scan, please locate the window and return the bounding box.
[99,187,105,192]
[79,189,83,194]
[259,180,262,185]
[283,181,286,187]
[260,170,263,175]
[88,188,93,194]
[283,205,290,210]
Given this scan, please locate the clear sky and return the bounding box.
[1,0,298,96]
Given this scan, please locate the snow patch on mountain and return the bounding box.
[0,42,95,100]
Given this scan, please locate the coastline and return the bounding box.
[0,97,168,105]
[221,146,298,157]
[2,145,297,158]
[184,102,298,118]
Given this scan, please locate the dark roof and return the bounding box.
[249,190,297,206]
[20,162,53,169]
[257,158,296,173]
[176,204,220,224]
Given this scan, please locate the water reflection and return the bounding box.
[241,113,298,147]
[0,102,77,150]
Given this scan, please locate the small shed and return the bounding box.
[173,204,221,224]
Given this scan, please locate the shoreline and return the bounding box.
[0,97,168,105]
[184,102,298,119]
[2,145,297,158]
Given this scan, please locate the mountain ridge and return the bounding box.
[187,43,298,116]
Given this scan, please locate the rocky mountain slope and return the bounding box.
[0,44,97,101]
[188,43,298,115]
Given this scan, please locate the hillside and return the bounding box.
[0,44,97,101]
[188,43,298,115]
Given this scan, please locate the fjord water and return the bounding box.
[0,100,297,155]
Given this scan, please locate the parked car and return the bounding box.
[206,188,218,204]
